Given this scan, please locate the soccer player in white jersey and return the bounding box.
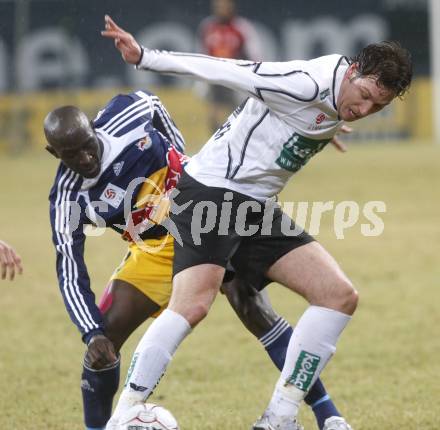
[102,15,412,430]
[46,90,349,430]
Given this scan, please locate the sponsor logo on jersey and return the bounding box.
[112,161,124,176]
[287,350,321,392]
[100,183,125,208]
[276,133,329,172]
[136,135,152,151]
[308,123,329,131]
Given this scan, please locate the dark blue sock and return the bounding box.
[81,357,120,430]
[260,318,341,430]
[305,379,341,430]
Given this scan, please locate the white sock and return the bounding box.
[266,306,351,419]
[112,309,191,419]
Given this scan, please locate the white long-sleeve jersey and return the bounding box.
[137,49,349,200]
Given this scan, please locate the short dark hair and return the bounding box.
[351,41,412,98]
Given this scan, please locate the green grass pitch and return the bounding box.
[0,142,439,429]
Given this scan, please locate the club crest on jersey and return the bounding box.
[112,161,124,176]
[136,135,152,151]
[308,113,329,130]
[315,113,326,124]
[100,183,125,208]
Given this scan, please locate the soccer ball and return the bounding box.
[117,403,179,430]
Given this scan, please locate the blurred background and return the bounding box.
[1,1,439,429]
[0,0,435,151]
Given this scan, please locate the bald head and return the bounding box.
[44,105,102,178]
[44,106,92,151]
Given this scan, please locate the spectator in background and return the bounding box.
[198,0,262,132]
[0,240,23,280]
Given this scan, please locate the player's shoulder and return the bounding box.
[308,54,347,68]
[301,54,349,93]
[93,90,155,129]
[305,54,349,79]
[254,60,320,101]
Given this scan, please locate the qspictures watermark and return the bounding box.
[59,178,387,253]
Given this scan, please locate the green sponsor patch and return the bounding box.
[287,350,321,392]
[275,133,329,173]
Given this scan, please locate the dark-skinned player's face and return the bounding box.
[54,124,102,178]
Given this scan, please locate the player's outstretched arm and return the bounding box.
[0,240,23,281]
[101,14,142,65]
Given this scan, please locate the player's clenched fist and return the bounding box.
[101,15,142,65]
[0,240,23,281]
[86,334,118,370]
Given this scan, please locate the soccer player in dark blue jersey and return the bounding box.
[46,89,347,430]
[46,90,188,430]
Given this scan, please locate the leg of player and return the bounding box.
[81,279,160,430]
[108,264,224,425]
[222,279,348,430]
[256,241,358,429]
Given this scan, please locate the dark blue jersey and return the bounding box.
[49,90,185,343]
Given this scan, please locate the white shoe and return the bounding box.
[323,416,353,430]
[252,413,304,430]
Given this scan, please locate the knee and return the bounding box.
[334,279,359,315]
[184,302,210,327]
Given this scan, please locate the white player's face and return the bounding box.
[337,64,395,122]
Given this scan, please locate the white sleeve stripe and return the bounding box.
[57,171,98,332]
[108,106,154,136]
[55,170,91,332]
[152,99,175,141]
[102,97,147,132]
[105,102,152,135]
[152,99,185,151]
[54,170,98,332]
[55,169,76,234]
[61,177,99,332]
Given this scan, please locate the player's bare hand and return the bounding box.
[331,125,352,152]
[101,15,142,65]
[0,240,23,281]
[86,334,118,369]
